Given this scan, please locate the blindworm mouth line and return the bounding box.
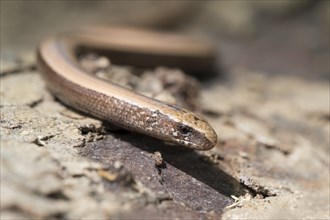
[37,26,218,150]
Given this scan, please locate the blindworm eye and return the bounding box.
[178,125,192,136]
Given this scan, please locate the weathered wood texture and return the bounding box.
[1,1,329,219]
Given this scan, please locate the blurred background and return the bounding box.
[1,2,329,219]
[1,0,329,80]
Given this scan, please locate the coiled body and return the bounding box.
[37,27,217,150]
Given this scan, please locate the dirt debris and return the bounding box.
[1,1,329,217]
[1,58,329,218]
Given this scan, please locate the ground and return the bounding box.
[1,1,329,219]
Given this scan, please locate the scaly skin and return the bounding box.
[37,27,218,150]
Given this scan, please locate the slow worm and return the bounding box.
[37,27,218,150]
